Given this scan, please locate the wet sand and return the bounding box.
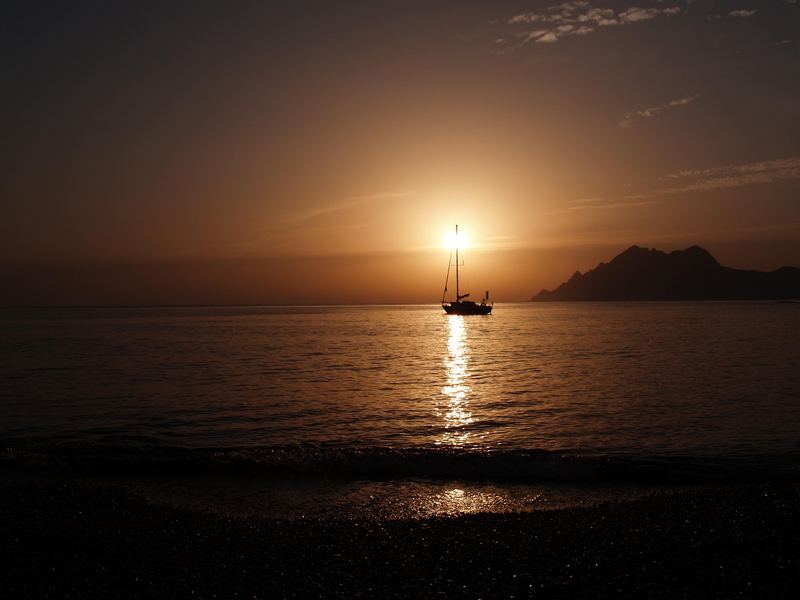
[2,481,799,598]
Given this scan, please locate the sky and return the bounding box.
[2,0,799,305]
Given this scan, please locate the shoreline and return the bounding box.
[3,480,799,598]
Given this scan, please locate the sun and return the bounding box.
[444,228,469,250]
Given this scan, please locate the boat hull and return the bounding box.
[442,302,492,315]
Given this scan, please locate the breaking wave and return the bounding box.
[3,439,800,484]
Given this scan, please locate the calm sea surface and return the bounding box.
[3,302,798,453]
[2,303,799,516]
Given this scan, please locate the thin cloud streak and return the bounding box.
[236,191,416,252]
[566,200,661,211]
[280,191,416,226]
[729,9,758,18]
[710,9,758,20]
[567,197,605,204]
[633,157,800,198]
[547,199,661,215]
[641,221,800,245]
[619,94,700,128]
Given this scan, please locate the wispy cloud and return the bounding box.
[567,199,661,211]
[634,157,800,198]
[639,221,800,245]
[279,191,416,226]
[501,1,682,50]
[710,8,758,20]
[619,94,700,128]
[567,197,605,204]
[235,190,416,252]
[548,198,661,215]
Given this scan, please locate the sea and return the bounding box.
[2,302,799,518]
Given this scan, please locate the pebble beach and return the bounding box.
[3,480,799,598]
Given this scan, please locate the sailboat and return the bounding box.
[441,225,493,315]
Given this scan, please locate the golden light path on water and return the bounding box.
[433,315,501,513]
[432,315,541,515]
[438,315,474,446]
[430,315,592,515]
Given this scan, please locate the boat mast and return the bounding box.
[441,249,453,303]
[455,224,459,302]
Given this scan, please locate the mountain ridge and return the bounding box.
[532,245,800,301]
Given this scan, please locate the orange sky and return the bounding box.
[2,1,799,305]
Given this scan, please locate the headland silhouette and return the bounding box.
[532,245,800,301]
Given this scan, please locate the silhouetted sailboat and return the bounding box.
[441,224,493,315]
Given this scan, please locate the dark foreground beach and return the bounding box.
[2,481,799,599]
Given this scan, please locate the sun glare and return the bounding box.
[444,229,469,250]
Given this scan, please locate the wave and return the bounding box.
[3,439,800,484]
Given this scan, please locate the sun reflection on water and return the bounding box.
[438,316,473,446]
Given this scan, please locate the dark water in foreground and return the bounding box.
[2,303,799,517]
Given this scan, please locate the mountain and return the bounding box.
[532,245,800,301]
